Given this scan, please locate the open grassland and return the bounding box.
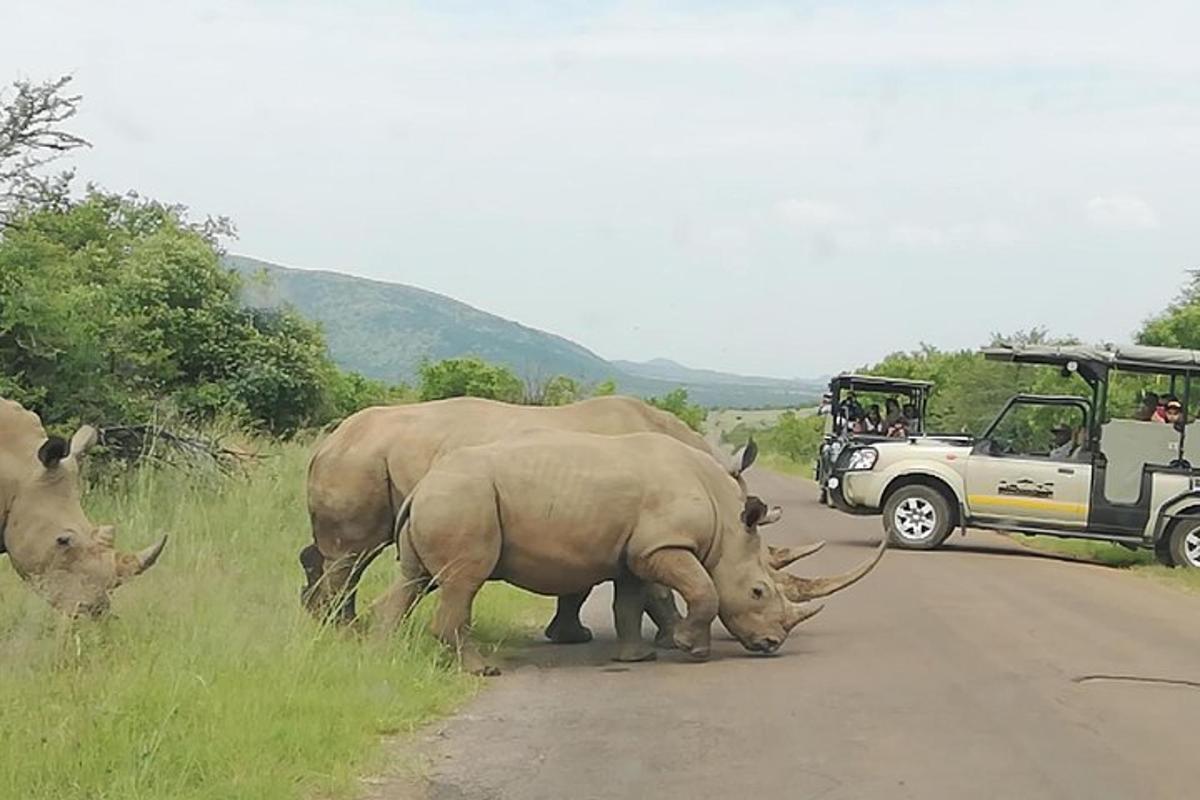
[1012,536,1200,593]
[706,407,814,438]
[0,442,550,800]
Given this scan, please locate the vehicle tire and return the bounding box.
[1166,518,1200,569]
[883,485,953,550]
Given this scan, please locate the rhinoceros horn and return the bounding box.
[115,535,169,580]
[766,541,826,570]
[784,601,825,632]
[775,537,886,602]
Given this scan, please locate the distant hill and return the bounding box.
[227,255,821,408]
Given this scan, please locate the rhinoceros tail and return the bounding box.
[391,491,416,553]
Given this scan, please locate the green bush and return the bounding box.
[417,356,524,403]
[647,388,705,432]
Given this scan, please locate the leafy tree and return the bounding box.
[322,369,412,420]
[591,378,617,397]
[1138,272,1200,350]
[417,356,523,403]
[647,388,706,432]
[0,191,345,434]
[540,375,583,406]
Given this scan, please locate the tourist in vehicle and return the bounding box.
[883,398,902,428]
[1049,424,1074,459]
[902,403,919,430]
[885,400,908,438]
[1133,392,1160,421]
[1163,396,1184,428]
[865,404,883,434]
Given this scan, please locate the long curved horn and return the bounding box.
[775,537,886,602]
[784,602,824,632]
[767,541,825,569]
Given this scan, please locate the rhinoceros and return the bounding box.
[303,395,817,644]
[370,429,877,673]
[0,398,167,615]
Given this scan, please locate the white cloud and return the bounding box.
[775,198,849,230]
[1086,194,1161,231]
[888,220,1020,249]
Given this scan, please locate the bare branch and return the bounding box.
[0,75,90,222]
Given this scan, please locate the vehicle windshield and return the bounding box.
[987,402,1087,458]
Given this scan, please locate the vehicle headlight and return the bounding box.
[844,447,878,471]
[829,441,845,459]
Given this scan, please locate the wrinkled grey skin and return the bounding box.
[0,399,166,615]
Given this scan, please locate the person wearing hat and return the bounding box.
[1162,396,1184,428]
[1049,423,1074,459]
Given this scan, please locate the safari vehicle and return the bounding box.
[825,344,1200,568]
[814,374,933,505]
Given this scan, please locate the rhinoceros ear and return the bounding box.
[730,438,759,477]
[741,495,768,529]
[68,425,98,459]
[37,436,71,469]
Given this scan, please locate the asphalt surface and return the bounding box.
[371,470,1200,800]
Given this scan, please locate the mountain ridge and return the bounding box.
[227,254,822,408]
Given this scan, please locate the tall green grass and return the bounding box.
[0,443,549,800]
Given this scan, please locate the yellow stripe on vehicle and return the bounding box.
[966,495,1087,516]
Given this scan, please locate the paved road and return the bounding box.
[373,471,1200,800]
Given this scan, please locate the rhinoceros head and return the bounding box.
[711,496,823,655]
[3,426,166,616]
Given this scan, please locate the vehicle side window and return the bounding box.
[986,403,1087,460]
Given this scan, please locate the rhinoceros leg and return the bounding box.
[370,571,430,638]
[544,591,595,644]
[430,578,498,676]
[612,574,656,663]
[644,583,682,649]
[632,549,718,661]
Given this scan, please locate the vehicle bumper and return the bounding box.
[825,471,883,516]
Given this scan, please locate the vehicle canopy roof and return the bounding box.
[982,343,1200,376]
[828,373,934,394]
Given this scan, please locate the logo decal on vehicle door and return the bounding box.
[997,478,1054,498]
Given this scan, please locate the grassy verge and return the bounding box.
[757,452,814,478]
[0,442,550,800]
[1013,536,1200,594]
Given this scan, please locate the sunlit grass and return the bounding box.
[0,443,549,800]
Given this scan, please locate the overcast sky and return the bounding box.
[5,1,1199,378]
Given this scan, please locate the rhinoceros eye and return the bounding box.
[751,585,765,599]
[56,534,72,548]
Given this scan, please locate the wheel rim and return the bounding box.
[894,496,937,541]
[1183,527,1200,568]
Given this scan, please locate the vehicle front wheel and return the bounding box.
[1166,518,1200,568]
[883,485,953,550]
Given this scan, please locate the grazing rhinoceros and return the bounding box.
[0,398,167,615]
[370,429,874,674]
[303,395,815,644]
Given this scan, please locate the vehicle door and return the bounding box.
[964,398,1092,529]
